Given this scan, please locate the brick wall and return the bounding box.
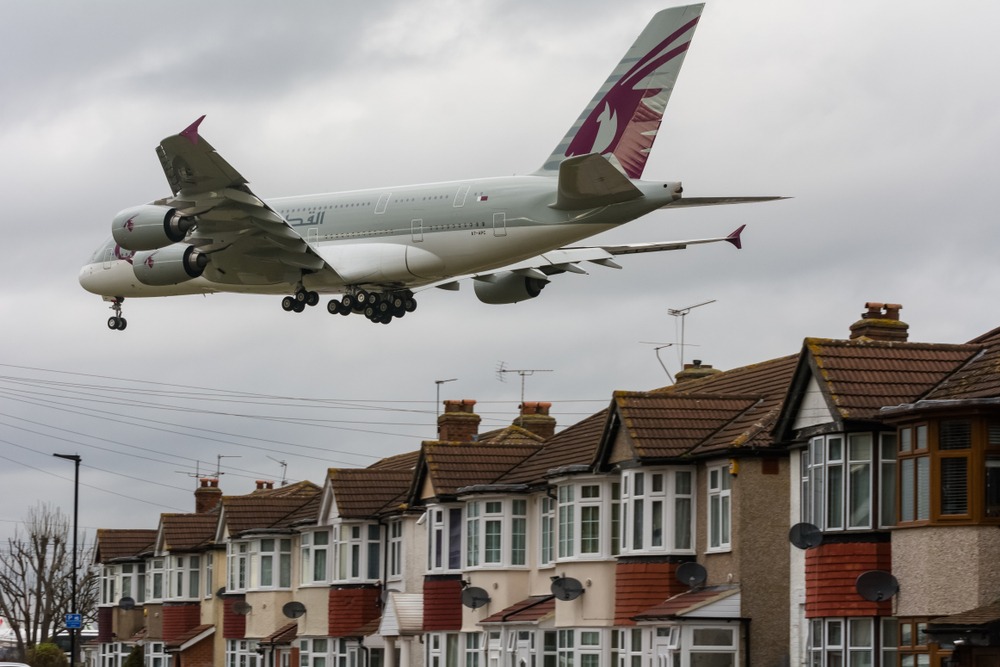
[805,539,892,617]
[328,585,381,637]
[423,575,463,631]
[162,603,201,644]
[223,596,247,639]
[614,559,690,625]
[179,634,215,667]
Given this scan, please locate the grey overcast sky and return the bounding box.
[1,0,998,545]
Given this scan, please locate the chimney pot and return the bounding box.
[194,477,222,513]
[516,401,556,439]
[438,399,481,442]
[850,302,908,342]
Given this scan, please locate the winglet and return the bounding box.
[725,224,746,250]
[179,115,207,145]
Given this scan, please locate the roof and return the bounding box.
[259,622,298,646]
[380,592,423,636]
[165,624,215,651]
[368,450,420,471]
[415,442,543,499]
[328,468,412,518]
[928,600,1000,629]
[221,480,321,536]
[633,585,741,620]
[160,513,217,552]
[924,327,1000,400]
[481,595,555,624]
[498,410,608,485]
[94,529,157,563]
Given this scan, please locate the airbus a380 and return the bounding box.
[79,3,782,330]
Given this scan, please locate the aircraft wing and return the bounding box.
[153,116,330,277]
[433,225,745,291]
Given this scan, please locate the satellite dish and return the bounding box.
[855,570,899,602]
[119,597,136,610]
[282,601,306,619]
[216,587,227,599]
[550,577,584,601]
[461,587,491,609]
[676,562,707,588]
[789,522,823,550]
[232,601,252,616]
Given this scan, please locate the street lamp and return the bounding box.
[53,453,80,667]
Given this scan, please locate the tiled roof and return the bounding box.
[612,392,761,459]
[328,468,412,518]
[478,424,547,446]
[928,600,1000,628]
[165,624,214,651]
[369,450,420,471]
[160,513,217,552]
[94,528,157,563]
[924,328,1000,400]
[633,585,740,619]
[481,595,555,624]
[222,480,321,536]
[803,339,979,418]
[421,442,543,497]
[260,622,298,645]
[498,410,608,485]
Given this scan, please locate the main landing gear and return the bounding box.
[281,288,417,324]
[107,297,127,331]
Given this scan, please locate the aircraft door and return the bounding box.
[306,228,319,245]
[454,184,470,208]
[493,212,507,237]
[412,219,424,242]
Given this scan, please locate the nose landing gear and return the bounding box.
[106,297,127,331]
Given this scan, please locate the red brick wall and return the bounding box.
[423,576,463,631]
[328,586,381,637]
[614,560,688,625]
[162,603,201,644]
[805,540,892,617]
[223,596,247,639]
[97,606,113,643]
[179,633,215,667]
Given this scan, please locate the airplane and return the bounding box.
[79,3,783,331]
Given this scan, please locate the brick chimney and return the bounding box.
[515,401,556,439]
[849,302,909,342]
[675,360,722,384]
[255,480,275,491]
[437,399,481,442]
[195,478,222,514]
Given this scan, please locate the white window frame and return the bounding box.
[620,469,696,556]
[707,465,732,552]
[540,496,555,567]
[388,520,404,580]
[465,497,528,569]
[144,642,166,667]
[334,522,381,583]
[802,432,895,531]
[257,538,292,589]
[168,553,201,600]
[147,557,165,602]
[428,505,463,574]
[226,639,261,667]
[227,542,249,593]
[300,529,330,585]
[807,618,892,667]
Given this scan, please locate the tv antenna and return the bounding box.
[435,378,458,417]
[639,342,677,383]
[216,454,241,478]
[496,362,553,405]
[266,456,288,486]
[668,299,716,369]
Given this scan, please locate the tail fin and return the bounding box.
[540,4,704,179]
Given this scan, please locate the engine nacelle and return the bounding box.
[474,271,548,305]
[111,204,197,251]
[133,244,209,286]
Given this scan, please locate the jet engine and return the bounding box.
[132,244,209,286]
[111,204,197,251]
[473,272,548,305]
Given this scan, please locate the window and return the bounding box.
[559,486,575,558]
[335,523,381,582]
[621,469,695,555]
[259,539,291,588]
[428,506,463,573]
[100,564,117,606]
[801,432,895,531]
[465,633,483,667]
[169,554,201,599]
[808,618,897,667]
[144,642,165,667]
[147,557,165,602]
[898,617,949,666]
[427,633,460,667]
[540,496,555,566]
[388,521,404,579]
[226,639,261,667]
[708,466,732,551]
[301,530,330,585]
[465,498,528,568]
[542,630,608,667]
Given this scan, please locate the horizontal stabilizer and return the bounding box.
[552,154,643,210]
[664,196,787,208]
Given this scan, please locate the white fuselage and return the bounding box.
[79,174,680,299]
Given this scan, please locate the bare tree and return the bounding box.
[0,503,97,658]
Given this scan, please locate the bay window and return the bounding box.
[334,522,381,582]
[147,557,165,602]
[227,542,249,592]
[465,498,527,568]
[620,469,694,555]
[428,506,463,573]
[169,554,201,599]
[259,539,291,588]
[540,496,555,566]
[801,432,896,531]
[807,617,897,667]
[300,529,330,585]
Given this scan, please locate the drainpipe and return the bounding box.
[742,618,751,667]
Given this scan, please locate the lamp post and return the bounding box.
[53,453,80,667]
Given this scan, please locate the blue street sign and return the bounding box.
[65,613,82,629]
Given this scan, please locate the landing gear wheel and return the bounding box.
[106,298,127,331]
[379,314,393,324]
[107,316,123,330]
[294,288,308,303]
[327,299,342,315]
[282,296,296,312]
[389,295,405,310]
[292,301,306,313]
[356,289,370,305]
[341,294,356,310]
[364,305,377,320]
[392,306,406,318]
[404,297,417,313]
[306,291,319,307]
[377,301,390,315]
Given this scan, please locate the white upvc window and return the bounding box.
[100,564,118,605]
[707,466,732,552]
[258,538,292,589]
[807,618,897,667]
[465,632,483,667]
[226,639,260,667]
[620,468,695,555]
[168,554,201,600]
[428,505,463,573]
[540,496,555,567]
[542,629,609,667]
[227,542,249,593]
[146,557,165,602]
[299,638,361,667]
[553,479,621,560]
[301,529,330,585]
[388,520,404,580]
[465,498,528,568]
[334,522,381,583]
[144,642,166,667]
[427,632,460,667]
[204,551,214,598]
